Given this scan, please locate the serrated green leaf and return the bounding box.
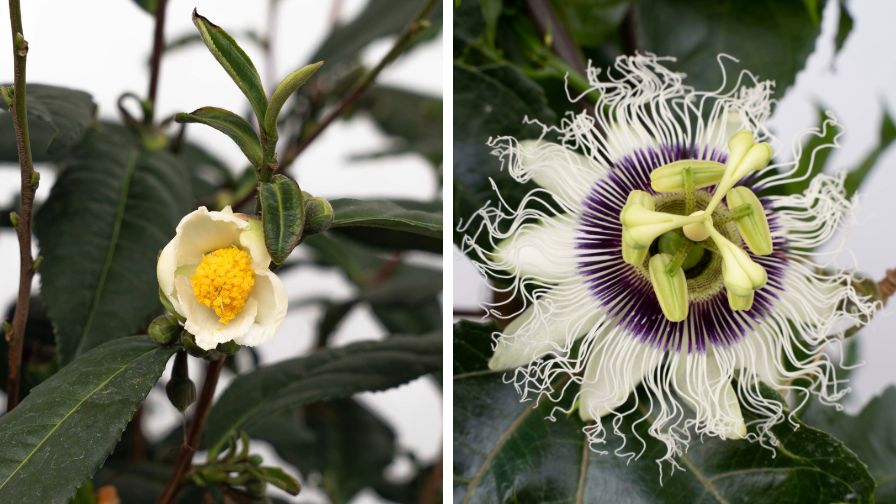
[844,109,896,198]
[192,10,268,123]
[0,336,176,503]
[175,107,262,167]
[35,124,192,364]
[203,335,441,451]
[802,386,896,503]
[264,61,323,138]
[635,0,827,98]
[0,84,96,162]
[453,321,875,504]
[258,174,305,265]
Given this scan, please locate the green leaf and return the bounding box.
[177,141,235,204]
[258,174,305,265]
[35,124,192,364]
[771,108,837,196]
[835,0,854,55]
[454,321,875,503]
[330,198,441,238]
[0,84,96,162]
[844,109,896,198]
[192,10,268,122]
[203,335,441,451]
[355,85,442,167]
[257,466,301,495]
[0,336,176,503]
[175,107,262,167]
[264,61,323,138]
[549,0,630,47]
[250,400,396,504]
[634,0,827,98]
[802,386,896,503]
[130,0,156,14]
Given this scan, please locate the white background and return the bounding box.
[0,1,443,503]
[452,0,896,412]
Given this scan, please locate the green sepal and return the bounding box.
[648,253,689,322]
[180,330,209,358]
[258,174,306,265]
[726,186,773,255]
[192,9,268,123]
[263,61,324,138]
[175,107,263,167]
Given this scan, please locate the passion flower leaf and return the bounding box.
[0,336,176,503]
[844,108,896,198]
[0,84,96,162]
[203,335,441,451]
[192,9,268,122]
[454,320,875,504]
[175,106,263,167]
[328,198,442,252]
[35,124,192,363]
[258,174,305,265]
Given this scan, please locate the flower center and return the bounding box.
[191,246,255,324]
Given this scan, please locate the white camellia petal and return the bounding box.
[493,215,579,282]
[240,219,272,270]
[489,282,603,371]
[578,337,662,421]
[674,351,746,439]
[176,275,259,350]
[517,140,606,209]
[156,237,181,312]
[234,270,288,347]
[174,206,247,268]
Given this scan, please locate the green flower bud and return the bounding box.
[148,314,181,345]
[166,351,196,412]
[303,195,334,235]
[649,159,725,193]
[726,186,773,256]
[648,253,689,322]
[248,454,264,466]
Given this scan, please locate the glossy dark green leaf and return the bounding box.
[35,124,192,363]
[258,174,305,265]
[835,0,853,55]
[0,336,176,503]
[550,0,629,47]
[249,400,395,504]
[355,85,442,166]
[203,335,441,451]
[844,109,896,198]
[0,84,96,162]
[454,321,875,504]
[177,141,235,204]
[264,61,323,138]
[635,0,826,98]
[192,10,268,122]
[175,107,262,167]
[802,386,896,503]
[0,297,58,399]
[330,198,441,238]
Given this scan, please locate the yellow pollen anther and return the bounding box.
[190,246,255,324]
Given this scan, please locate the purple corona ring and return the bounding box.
[460,54,879,468]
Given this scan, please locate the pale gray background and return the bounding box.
[453,0,896,412]
[0,1,442,502]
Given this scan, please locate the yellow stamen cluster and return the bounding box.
[191,246,255,324]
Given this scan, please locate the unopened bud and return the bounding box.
[148,314,181,345]
[166,350,196,412]
[304,195,334,235]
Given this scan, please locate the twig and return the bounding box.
[523,0,586,76]
[146,0,170,122]
[158,357,226,504]
[278,0,438,171]
[417,457,442,504]
[5,0,37,411]
[878,268,896,304]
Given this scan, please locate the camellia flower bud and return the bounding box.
[166,350,196,412]
[148,314,181,345]
[303,194,334,235]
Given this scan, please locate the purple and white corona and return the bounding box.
[461,54,878,467]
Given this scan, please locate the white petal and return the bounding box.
[176,275,259,350]
[234,270,288,347]
[174,206,247,268]
[517,140,606,209]
[578,337,661,421]
[156,237,182,314]
[240,219,272,269]
[489,281,601,370]
[493,215,579,282]
[674,351,746,439]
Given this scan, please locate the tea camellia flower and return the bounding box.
[461,55,879,466]
[157,206,287,350]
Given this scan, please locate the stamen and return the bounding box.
[648,253,689,322]
[191,246,255,324]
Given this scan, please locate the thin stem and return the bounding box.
[278,0,438,171]
[146,0,170,123]
[158,357,226,504]
[5,0,37,411]
[878,268,896,304]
